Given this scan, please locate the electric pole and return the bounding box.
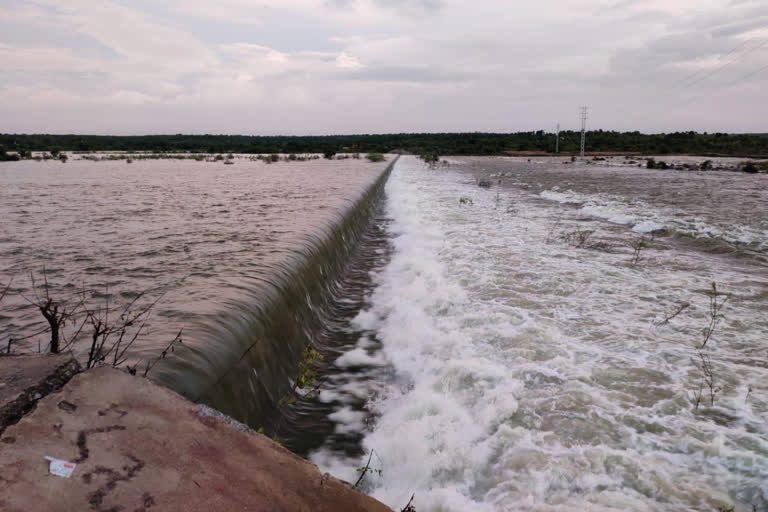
[555,123,560,153]
[579,106,588,158]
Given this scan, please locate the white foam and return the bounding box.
[312,157,768,511]
[328,406,367,434]
[335,347,387,368]
[539,189,768,250]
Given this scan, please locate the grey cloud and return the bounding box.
[325,0,444,16]
[711,17,768,38]
[603,0,644,11]
[606,1,768,84]
[324,0,355,8]
[1,0,766,134]
[338,65,476,83]
[617,9,671,24]
[373,0,444,12]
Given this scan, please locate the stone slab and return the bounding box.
[0,367,392,512]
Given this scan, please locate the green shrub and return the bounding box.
[742,162,758,173]
[420,152,440,165]
[366,153,385,162]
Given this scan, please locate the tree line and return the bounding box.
[1,131,767,157]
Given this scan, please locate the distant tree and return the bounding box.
[0,145,20,161]
[1,132,768,158]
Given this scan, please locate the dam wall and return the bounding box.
[158,157,397,428]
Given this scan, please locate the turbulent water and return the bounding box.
[311,156,768,512]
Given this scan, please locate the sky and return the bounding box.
[0,0,766,134]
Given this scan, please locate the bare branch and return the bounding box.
[700,282,730,348]
[141,329,184,377]
[401,494,416,512]
[0,277,12,303]
[654,302,690,327]
[691,350,719,410]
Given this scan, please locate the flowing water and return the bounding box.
[0,155,391,423]
[2,154,767,511]
[310,156,768,512]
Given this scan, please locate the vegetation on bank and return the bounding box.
[1,131,768,157]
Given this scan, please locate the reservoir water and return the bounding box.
[0,155,390,423]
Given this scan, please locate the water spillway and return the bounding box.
[163,158,396,427]
[0,155,395,431]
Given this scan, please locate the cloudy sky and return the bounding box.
[1,0,766,134]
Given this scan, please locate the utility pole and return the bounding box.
[579,106,588,158]
[555,123,560,153]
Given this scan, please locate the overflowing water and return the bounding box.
[311,156,768,511]
[0,156,391,422]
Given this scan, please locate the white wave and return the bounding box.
[540,189,767,248]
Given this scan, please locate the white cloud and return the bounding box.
[335,52,364,68]
[0,0,766,133]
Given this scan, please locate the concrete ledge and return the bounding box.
[0,367,391,512]
[0,354,81,435]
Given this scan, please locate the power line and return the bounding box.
[674,38,755,88]
[682,38,768,89]
[731,61,768,84]
[669,37,768,107]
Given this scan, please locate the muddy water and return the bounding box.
[3,153,767,510]
[479,155,768,257]
[311,156,768,512]
[0,156,388,395]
